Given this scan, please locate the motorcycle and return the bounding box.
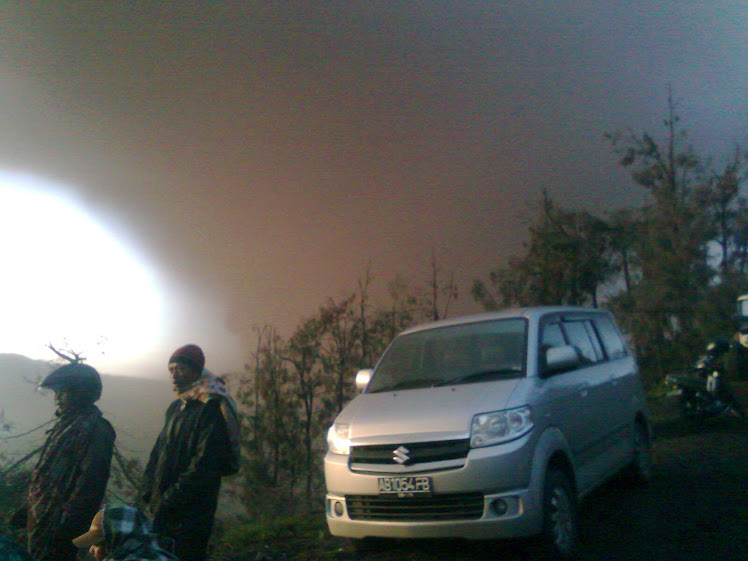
[666,337,744,420]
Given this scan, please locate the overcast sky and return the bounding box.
[1,2,747,377]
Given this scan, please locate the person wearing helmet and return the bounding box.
[23,362,116,561]
[139,344,239,561]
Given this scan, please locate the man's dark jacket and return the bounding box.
[26,404,115,561]
[141,397,234,561]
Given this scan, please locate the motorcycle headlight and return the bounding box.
[327,423,351,455]
[470,406,533,448]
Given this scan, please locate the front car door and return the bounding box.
[537,312,622,493]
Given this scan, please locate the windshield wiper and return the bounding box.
[433,368,523,387]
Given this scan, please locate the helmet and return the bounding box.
[39,362,103,403]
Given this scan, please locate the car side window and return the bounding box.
[563,319,603,364]
[540,322,566,349]
[593,315,628,359]
[539,322,565,371]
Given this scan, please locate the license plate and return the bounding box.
[378,476,432,497]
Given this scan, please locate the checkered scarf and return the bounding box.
[100,506,178,560]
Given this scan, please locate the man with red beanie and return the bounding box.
[140,344,240,561]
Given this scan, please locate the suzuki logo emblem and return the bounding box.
[393,446,410,464]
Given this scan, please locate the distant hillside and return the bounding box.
[0,354,174,464]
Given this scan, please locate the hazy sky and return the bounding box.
[1,2,747,376]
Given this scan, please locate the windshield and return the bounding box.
[367,318,527,393]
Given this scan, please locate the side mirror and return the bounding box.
[355,369,373,392]
[544,345,582,375]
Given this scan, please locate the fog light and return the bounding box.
[490,498,508,516]
[334,501,345,516]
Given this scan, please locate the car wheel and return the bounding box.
[623,419,652,486]
[532,469,577,560]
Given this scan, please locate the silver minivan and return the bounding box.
[324,307,651,559]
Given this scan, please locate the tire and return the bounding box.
[622,419,653,486]
[532,469,577,560]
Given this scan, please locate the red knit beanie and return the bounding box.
[169,344,205,372]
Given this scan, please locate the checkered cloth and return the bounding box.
[97,506,177,561]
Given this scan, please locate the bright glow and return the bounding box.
[0,171,164,371]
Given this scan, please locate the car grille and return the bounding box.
[350,439,470,466]
[346,493,485,521]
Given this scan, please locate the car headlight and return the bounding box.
[470,406,533,448]
[327,423,351,455]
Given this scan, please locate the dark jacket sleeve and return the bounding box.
[156,399,231,515]
[140,407,172,506]
[59,420,115,535]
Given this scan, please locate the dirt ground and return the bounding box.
[332,402,748,561]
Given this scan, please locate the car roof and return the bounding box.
[399,306,608,335]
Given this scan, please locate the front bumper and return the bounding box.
[324,434,543,540]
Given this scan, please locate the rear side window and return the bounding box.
[593,315,628,359]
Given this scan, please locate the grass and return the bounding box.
[210,512,351,561]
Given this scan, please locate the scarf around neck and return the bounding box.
[176,371,240,475]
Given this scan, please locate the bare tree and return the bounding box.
[426,247,458,321]
[283,317,325,500]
